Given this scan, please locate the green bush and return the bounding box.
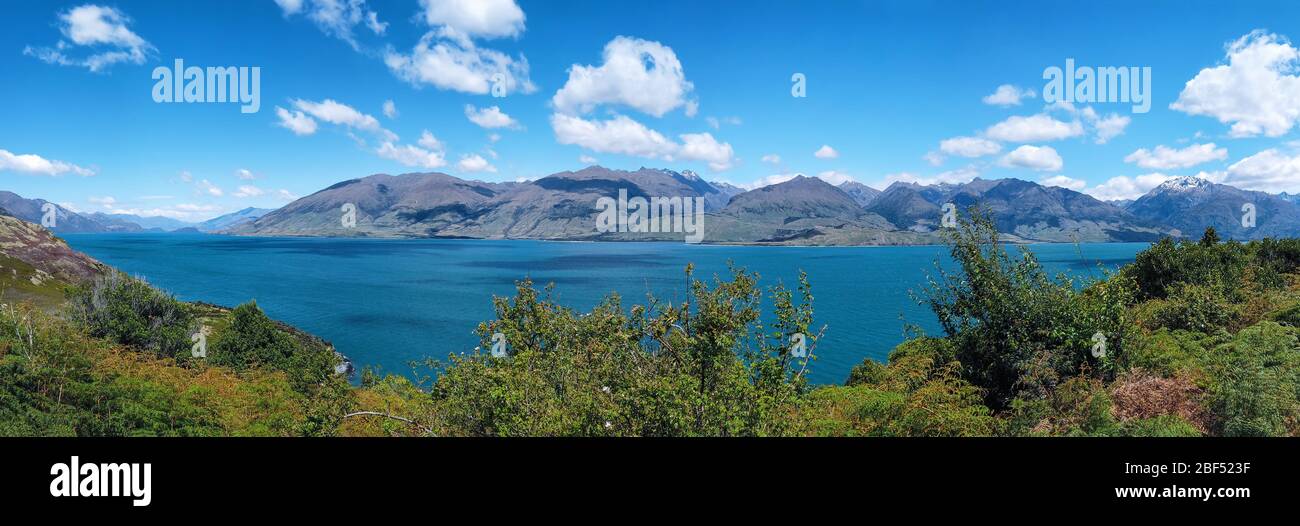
[67,272,194,359]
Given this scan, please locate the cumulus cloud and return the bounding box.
[678,133,736,172]
[275,107,319,135]
[985,113,1084,143]
[457,153,496,173]
[276,98,394,142]
[24,5,155,72]
[940,136,1001,158]
[419,0,525,40]
[999,145,1063,172]
[878,166,982,188]
[1124,143,1228,170]
[235,169,257,180]
[384,33,534,95]
[1040,175,1087,191]
[197,179,224,197]
[982,84,1036,106]
[233,185,265,198]
[465,104,520,129]
[376,130,447,169]
[553,36,695,117]
[0,149,94,177]
[814,145,839,159]
[1083,173,1176,201]
[579,154,598,165]
[382,100,398,119]
[1172,31,1300,137]
[761,154,781,165]
[274,0,386,49]
[1047,102,1130,144]
[384,0,533,96]
[1222,148,1300,193]
[550,114,737,172]
[551,113,679,160]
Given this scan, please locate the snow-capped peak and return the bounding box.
[1157,176,1211,192]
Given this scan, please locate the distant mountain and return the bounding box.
[92,213,194,232]
[867,178,1169,242]
[837,181,882,207]
[1126,176,1300,240]
[84,213,152,232]
[227,168,1188,245]
[232,167,735,240]
[0,191,111,233]
[708,175,922,244]
[197,207,272,232]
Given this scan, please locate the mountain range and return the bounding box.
[223,166,1244,244]
[0,192,271,234]
[9,167,1300,244]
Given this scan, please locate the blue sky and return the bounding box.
[5,0,1300,221]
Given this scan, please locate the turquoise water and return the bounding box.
[61,234,1149,385]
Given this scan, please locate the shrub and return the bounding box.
[67,272,194,359]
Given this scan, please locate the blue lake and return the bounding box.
[62,234,1150,385]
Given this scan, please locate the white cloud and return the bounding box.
[457,153,496,173]
[384,32,534,96]
[1222,148,1300,193]
[274,0,386,49]
[879,166,982,187]
[579,154,598,164]
[465,104,520,129]
[233,185,265,198]
[290,98,390,138]
[815,170,857,186]
[761,154,781,165]
[550,114,737,172]
[275,107,319,136]
[377,130,447,169]
[24,5,155,72]
[418,0,525,40]
[1172,31,1300,137]
[999,145,1063,172]
[0,149,94,177]
[939,136,1001,158]
[198,179,224,197]
[814,145,839,159]
[1083,173,1176,201]
[1092,113,1131,144]
[678,133,736,172]
[382,99,398,119]
[985,113,1083,143]
[1040,175,1087,191]
[417,130,443,151]
[982,84,1036,106]
[1124,143,1228,170]
[88,196,116,207]
[552,36,695,117]
[551,113,679,160]
[235,169,256,180]
[276,189,299,201]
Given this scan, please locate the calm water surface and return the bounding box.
[63,234,1149,385]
